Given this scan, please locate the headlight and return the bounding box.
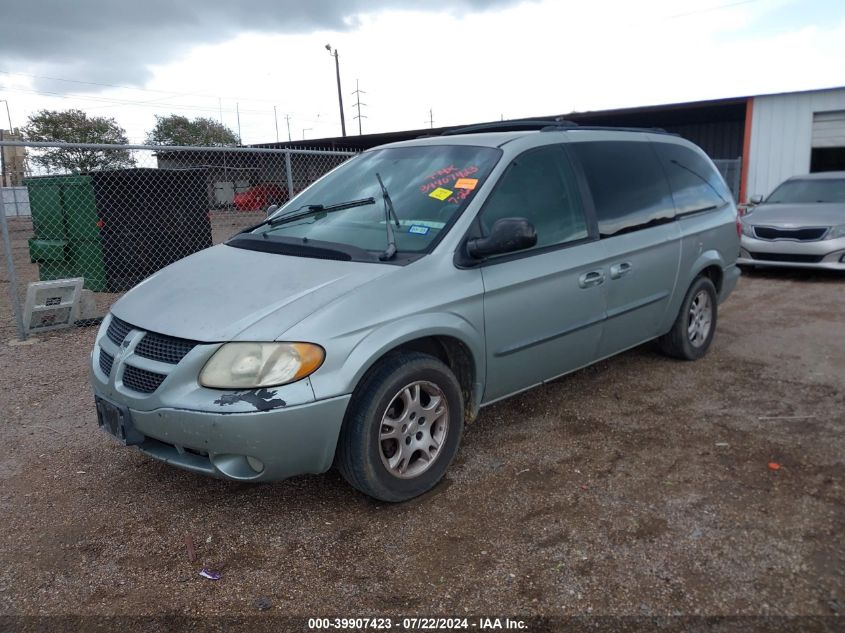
[740,221,756,238]
[199,342,325,389]
[826,224,845,240]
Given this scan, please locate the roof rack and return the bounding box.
[441,120,579,136]
[557,125,676,136]
[440,120,678,137]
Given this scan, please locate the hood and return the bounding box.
[745,202,845,227]
[111,244,396,342]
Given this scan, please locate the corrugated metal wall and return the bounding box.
[747,88,845,198]
[664,120,744,160]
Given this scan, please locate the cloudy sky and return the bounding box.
[0,0,843,145]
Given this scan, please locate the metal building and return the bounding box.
[746,87,845,201]
[260,85,845,204]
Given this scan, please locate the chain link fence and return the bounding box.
[712,158,742,203]
[0,141,356,340]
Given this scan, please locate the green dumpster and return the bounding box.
[26,169,211,293]
[26,175,108,291]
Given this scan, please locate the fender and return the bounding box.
[307,311,486,407]
[688,249,727,287]
[659,248,727,334]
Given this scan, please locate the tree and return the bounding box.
[145,115,239,147]
[22,109,135,173]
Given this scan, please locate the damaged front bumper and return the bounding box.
[90,314,350,481]
[127,396,350,480]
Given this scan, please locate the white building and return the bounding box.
[745,87,845,200]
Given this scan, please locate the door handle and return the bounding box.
[610,262,633,279]
[578,270,606,288]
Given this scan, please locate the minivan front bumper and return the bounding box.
[90,312,352,481]
[96,393,351,481]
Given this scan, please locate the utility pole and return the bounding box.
[218,98,223,125]
[325,44,347,137]
[0,101,11,188]
[0,128,5,188]
[0,100,12,132]
[284,115,292,142]
[427,108,434,129]
[236,102,242,145]
[351,79,367,136]
[273,106,279,142]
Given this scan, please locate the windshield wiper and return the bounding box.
[264,197,376,228]
[376,173,401,261]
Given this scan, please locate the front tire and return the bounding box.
[336,352,464,502]
[658,276,718,360]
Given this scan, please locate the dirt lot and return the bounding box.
[0,256,843,629]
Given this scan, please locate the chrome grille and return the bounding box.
[99,350,114,377]
[106,316,133,345]
[122,366,167,394]
[753,226,827,241]
[135,332,198,365]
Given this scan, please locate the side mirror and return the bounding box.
[467,217,537,259]
[749,195,763,205]
[266,204,280,218]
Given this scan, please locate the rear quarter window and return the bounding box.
[570,141,675,238]
[653,142,732,214]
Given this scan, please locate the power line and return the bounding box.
[0,84,329,124]
[351,79,367,136]
[667,0,762,19]
[0,69,285,106]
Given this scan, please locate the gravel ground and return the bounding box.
[0,261,843,630]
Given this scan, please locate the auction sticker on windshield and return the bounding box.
[454,178,478,190]
[429,187,452,201]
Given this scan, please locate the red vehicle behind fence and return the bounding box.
[233,184,288,211]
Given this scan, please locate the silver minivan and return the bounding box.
[90,124,741,501]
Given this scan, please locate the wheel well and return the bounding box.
[376,336,478,423]
[699,265,723,294]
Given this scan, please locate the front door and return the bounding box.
[478,145,606,403]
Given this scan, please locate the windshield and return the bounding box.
[767,178,845,204]
[250,145,501,256]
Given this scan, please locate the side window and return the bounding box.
[653,142,732,214]
[570,141,675,238]
[479,145,588,251]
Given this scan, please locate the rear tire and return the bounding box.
[336,352,464,502]
[658,276,718,360]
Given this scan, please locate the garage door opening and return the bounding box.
[811,147,845,172]
[811,110,845,173]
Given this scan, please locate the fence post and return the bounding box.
[0,197,27,341]
[284,151,294,201]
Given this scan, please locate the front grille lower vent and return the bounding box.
[135,332,198,365]
[749,252,824,263]
[122,365,167,394]
[99,350,114,377]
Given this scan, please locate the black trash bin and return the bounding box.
[89,168,212,291]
